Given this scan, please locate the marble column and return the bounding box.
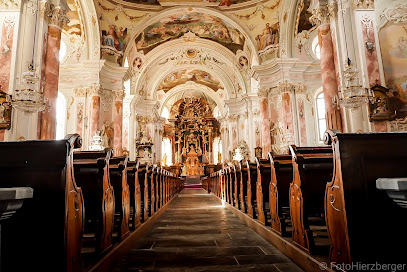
[39,5,69,140]
[73,86,87,139]
[88,84,101,145]
[112,90,125,156]
[258,88,272,157]
[310,6,343,132]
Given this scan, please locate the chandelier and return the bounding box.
[12,62,45,113]
[334,59,374,110]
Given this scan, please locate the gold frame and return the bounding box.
[254,146,262,159]
[0,91,12,130]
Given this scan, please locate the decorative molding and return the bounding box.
[252,109,260,116]
[112,89,125,101]
[309,3,337,26]
[0,0,20,10]
[380,3,407,25]
[353,0,374,10]
[100,90,113,112]
[44,3,70,28]
[295,83,308,94]
[295,30,310,53]
[257,87,270,98]
[278,81,295,94]
[88,84,102,97]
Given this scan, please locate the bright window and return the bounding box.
[316,92,326,142]
[161,137,172,166]
[314,43,321,60]
[56,92,66,140]
[59,40,66,62]
[161,107,170,119]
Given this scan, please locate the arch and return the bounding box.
[159,81,226,117]
[123,6,259,64]
[132,36,247,99]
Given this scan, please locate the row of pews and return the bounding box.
[208,130,407,270]
[0,134,183,272]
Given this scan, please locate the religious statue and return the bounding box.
[101,121,114,148]
[162,153,167,166]
[185,145,200,175]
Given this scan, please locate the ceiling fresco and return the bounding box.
[135,12,245,55]
[158,69,223,92]
[121,0,255,7]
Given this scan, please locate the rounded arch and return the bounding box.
[278,0,299,58]
[159,81,226,118]
[132,36,247,99]
[123,6,260,64]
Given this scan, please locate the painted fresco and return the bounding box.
[123,0,252,6]
[158,69,223,92]
[379,22,407,119]
[101,24,128,53]
[135,12,245,54]
[295,0,314,36]
[232,0,281,62]
[64,0,83,37]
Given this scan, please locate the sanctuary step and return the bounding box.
[113,189,303,271]
[185,175,201,184]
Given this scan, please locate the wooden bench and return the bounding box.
[289,145,333,254]
[0,134,83,272]
[155,167,162,210]
[228,167,236,206]
[136,162,148,222]
[268,152,293,236]
[109,155,130,241]
[144,165,152,219]
[256,158,271,226]
[73,149,115,255]
[239,162,248,213]
[242,161,258,219]
[324,130,407,265]
[233,164,241,210]
[126,160,141,229]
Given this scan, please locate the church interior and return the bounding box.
[0,0,407,271]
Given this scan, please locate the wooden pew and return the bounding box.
[156,167,162,210]
[324,130,407,265]
[126,161,141,230]
[228,167,236,206]
[256,158,271,226]
[136,162,148,222]
[0,134,83,272]
[144,164,153,218]
[239,162,248,213]
[201,176,208,192]
[109,155,130,241]
[289,145,333,254]
[233,164,241,210]
[73,149,115,255]
[221,169,227,201]
[268,152,293,236]
[242,161,258,219]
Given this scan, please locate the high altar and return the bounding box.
[165,97,219,176]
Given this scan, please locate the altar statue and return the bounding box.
[185,145,200,175]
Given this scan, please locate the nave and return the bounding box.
[113,188,303,272]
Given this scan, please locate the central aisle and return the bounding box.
[115,189,303,271]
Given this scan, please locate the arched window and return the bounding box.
[312,36,321,60]
[213,137,222,164]
[161,137,172,166]
[315,92,326,142]
[56,92,67,140]
[59,40,67,62]
[161,107,170,119]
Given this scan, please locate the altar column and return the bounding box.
[310,4,343,131]
[112,90,125,156]
[39,4,69,140]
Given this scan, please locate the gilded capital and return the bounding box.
[278,81,295,94]
[112,90,125,101]
[0,0,21,10]
[309,4,336,26]
[44,3,70,28]
[74,86,88,97]
[88,84,102,97]
[257,88,270,98]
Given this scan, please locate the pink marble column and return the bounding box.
[39,25,62,139]
[88,88,101,144]
[0,18,15,141]
[318,23,343,131]
[259,90,272,157]
[113,90,125,156]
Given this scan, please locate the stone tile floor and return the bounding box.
[115,189,304,272]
